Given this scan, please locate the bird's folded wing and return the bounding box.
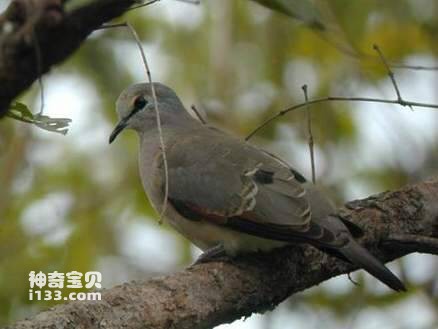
[164,138,319,239]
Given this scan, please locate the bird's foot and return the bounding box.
[191,243,229,266]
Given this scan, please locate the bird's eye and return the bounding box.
[134,96,148,110]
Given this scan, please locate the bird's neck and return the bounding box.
[139,117,199,151]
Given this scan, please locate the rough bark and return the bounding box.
[5,178,438,329]
[0,0,136,117]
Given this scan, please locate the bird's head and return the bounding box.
[109,82,188,143]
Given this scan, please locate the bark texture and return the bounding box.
[0,0,136,117]
[5,178,438,329]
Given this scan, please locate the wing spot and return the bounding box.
[254,169,274,184]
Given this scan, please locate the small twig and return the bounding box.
[373,44,404,104]
[128,0,199,11]
[328,37,438,71]
[390,63,438,71]
[246,42,438,141]
[127,0,161,11]
[32,29,45,115]
[96,23,129,30]
[302,85,316,184]
[98,21,169,223]
[174,0,200,3]
[317,34,438,72]
[125,22,169,224]
[191,105,206,124]
[245,96,438,141]
[101,22,168,224]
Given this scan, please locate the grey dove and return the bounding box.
[109,82,406,292]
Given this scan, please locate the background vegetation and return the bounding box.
[0,0,437,328]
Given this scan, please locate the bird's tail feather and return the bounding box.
[338,238,406,292]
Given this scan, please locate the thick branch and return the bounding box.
[0,0,137,117]
[5,178,438,329]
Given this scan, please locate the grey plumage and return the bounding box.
[109,82,406,292]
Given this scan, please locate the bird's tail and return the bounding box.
[337,238,406,292]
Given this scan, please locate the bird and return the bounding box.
[109,82,406,292]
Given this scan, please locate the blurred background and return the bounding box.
[0,0,437,327]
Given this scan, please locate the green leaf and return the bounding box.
[8,102,35,121]
[251,0,325,30]
[34,114,72,136]
[6,102,72,135]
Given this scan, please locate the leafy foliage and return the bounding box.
[7,102,71,135]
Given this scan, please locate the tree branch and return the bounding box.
[245,96,438,141]
[6,178,438,329]
[0,0,137,118]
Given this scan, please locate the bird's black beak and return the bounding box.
[109,118,128,144]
